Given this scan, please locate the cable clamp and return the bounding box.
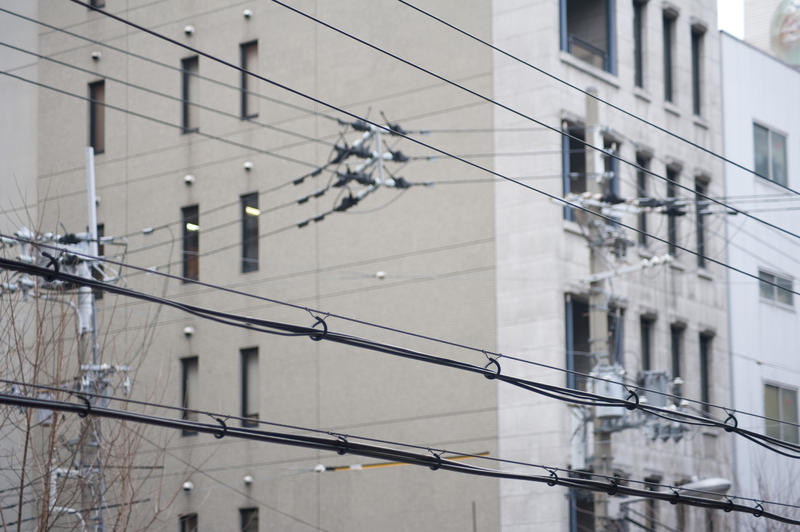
[545,468,558,487]
[213,416,228,439]
[753,502,764,518]
[308,312,329,342]
[41,251,61,282]
[336,435,349,455]
[483,356,501,380]
[428,449,442,471]
[723,411,738,432]
[624,388,640,410]
[606,477,618,496]
[669,488,680,505]
[723,497,734,513]
[77,394,91,418]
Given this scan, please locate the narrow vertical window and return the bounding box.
[608,307,624,366]
[180,513,198,532]
[93,223,105,299]
[636,153,650,246]
[241,347,259,427]
[699,333,712,414]
[240,508,258,532]
[565,295,591,391]
[633,0,646,88]
[182,205,199,281]
[691,25,705,115]
[695,179,708,268]
[89,80,105,154]
[241,193,259,272]
[662,11,676,102]
[670,324,684,404]
[181,356,199,436]
[640,316,653,371]
[603,136,620,197]
[90,0,105,8]
[181,56,199,133]
[240,41,259,119]
[562,122,586,221]
[666,166,680,256]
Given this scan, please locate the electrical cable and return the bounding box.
[3,232,797,435]
[2,257,800,461]
[60,0,800,305]
[0,388,793,524]
[394,0,800,199]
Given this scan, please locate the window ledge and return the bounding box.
[637,246,654,258]
[759,297,795,312]
[754,174,789,190]
[563,218,585,237]
[697,268,713,281]
[669,259,685,272]
[633,87,651,103]
[559,51,620,89]
[693,116,709,129]
[664,102,681,117]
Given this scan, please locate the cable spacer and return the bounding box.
[606,477,618,496]
[546,468,558,487]
[669,488,680,505]
[336,435,349,455]
[624,388,640,410]
[723,411,738,432]
[724,497,734,513]
[77,394,91,418]
[309,315,328,342]
[213,417,228,439]
[753,502,764,518]
[483,358,501,380]
[429,449,442,471]
[41,251,61,282]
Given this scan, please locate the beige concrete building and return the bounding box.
[1,1,741,530]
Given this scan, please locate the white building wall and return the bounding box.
[721,31,800,529]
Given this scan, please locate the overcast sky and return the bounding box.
[718,0,745,37]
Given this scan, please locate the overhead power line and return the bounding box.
[62,0,800,304]
[0,389,793,525]
[3,256,800,460]
[393,0,800,198]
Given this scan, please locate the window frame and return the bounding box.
[636,153,651,246]
[559,0,617,74]
[666,166,680,257]
[180,356,199,436]
[699,333,712,414]
[240,507,259,532]
[764,382,799,443]
[562,121,586,222]
[670,323,684,404]
[240,41,259,119]
[88,80,105,154]
[694,178,709,268]
[640,315,654,371]
[753,122,788,186]
[758,269,794,307]
[241,193,259,273]
[633,0,646,88]
[662,10,677,103]
[690,25,705,116]
[182,205,199,282]
[240,347,259,427]
[181,56,199,134]
[179,513,198,532]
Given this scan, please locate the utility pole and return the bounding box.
[78,146,105,532]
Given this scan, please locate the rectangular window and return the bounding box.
[565,296,624,390]
[240,508,258,532]
[93,223,105,300]
[560,0,617,74]
[89,80,105,154]
[695,179,708,268]
[640,316,654,371]
[608,307,624,366]
[699,333,712,414]
[633,0,645,88]
[670,324,683,404]
[691,26,705,115]
[753,123,788,186]
[181,56,199,133]
[241,347,259,427]
[603,137,620,197]
[562,123,586,221]
[663,11,676,102]
[179,513,198,532]
[759,270,794,306]
[241,193,259,272]
[240,41,259,119]
[636,153,650,246]
[568,470,595,532]
[180,356,199,436]
[765,383,799,443]
[182,205,199,281]
[666,166,679,256]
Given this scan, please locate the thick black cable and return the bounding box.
[263,0,800,245]
[61,0,800,304]
[394,0,800,198]
[3,257,800,459]
[4,232,799,434]
[0,390,794,524]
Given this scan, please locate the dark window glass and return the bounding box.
[181,56,199,133]
[182,205,199,281]
[240,508,258,532]
[241,193,259,272]
[561,0,616,74]
[179,513,198,532]
[759,270,794,306]
[181,357,198,436]
[670,324,683,404]
[565,296,591,391]
[765,384,799,443]
[90,0,105,8]
[568,469,595,532]
[636,153,650,246]
[753,123,770,179]
[608,307,624,366]
[633,0,645,88]
[695,180,708,268]
[241,347,259,427]
[691,27,704,115]
[240,41,259,119]
[93,223,105,299]
[563,123,586,221]
[699,334,712,414]
[663,12,675,102]
[644,476,661,532]
[640,316,653,371]
[666,167,679,256]
[89,80,105,154]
